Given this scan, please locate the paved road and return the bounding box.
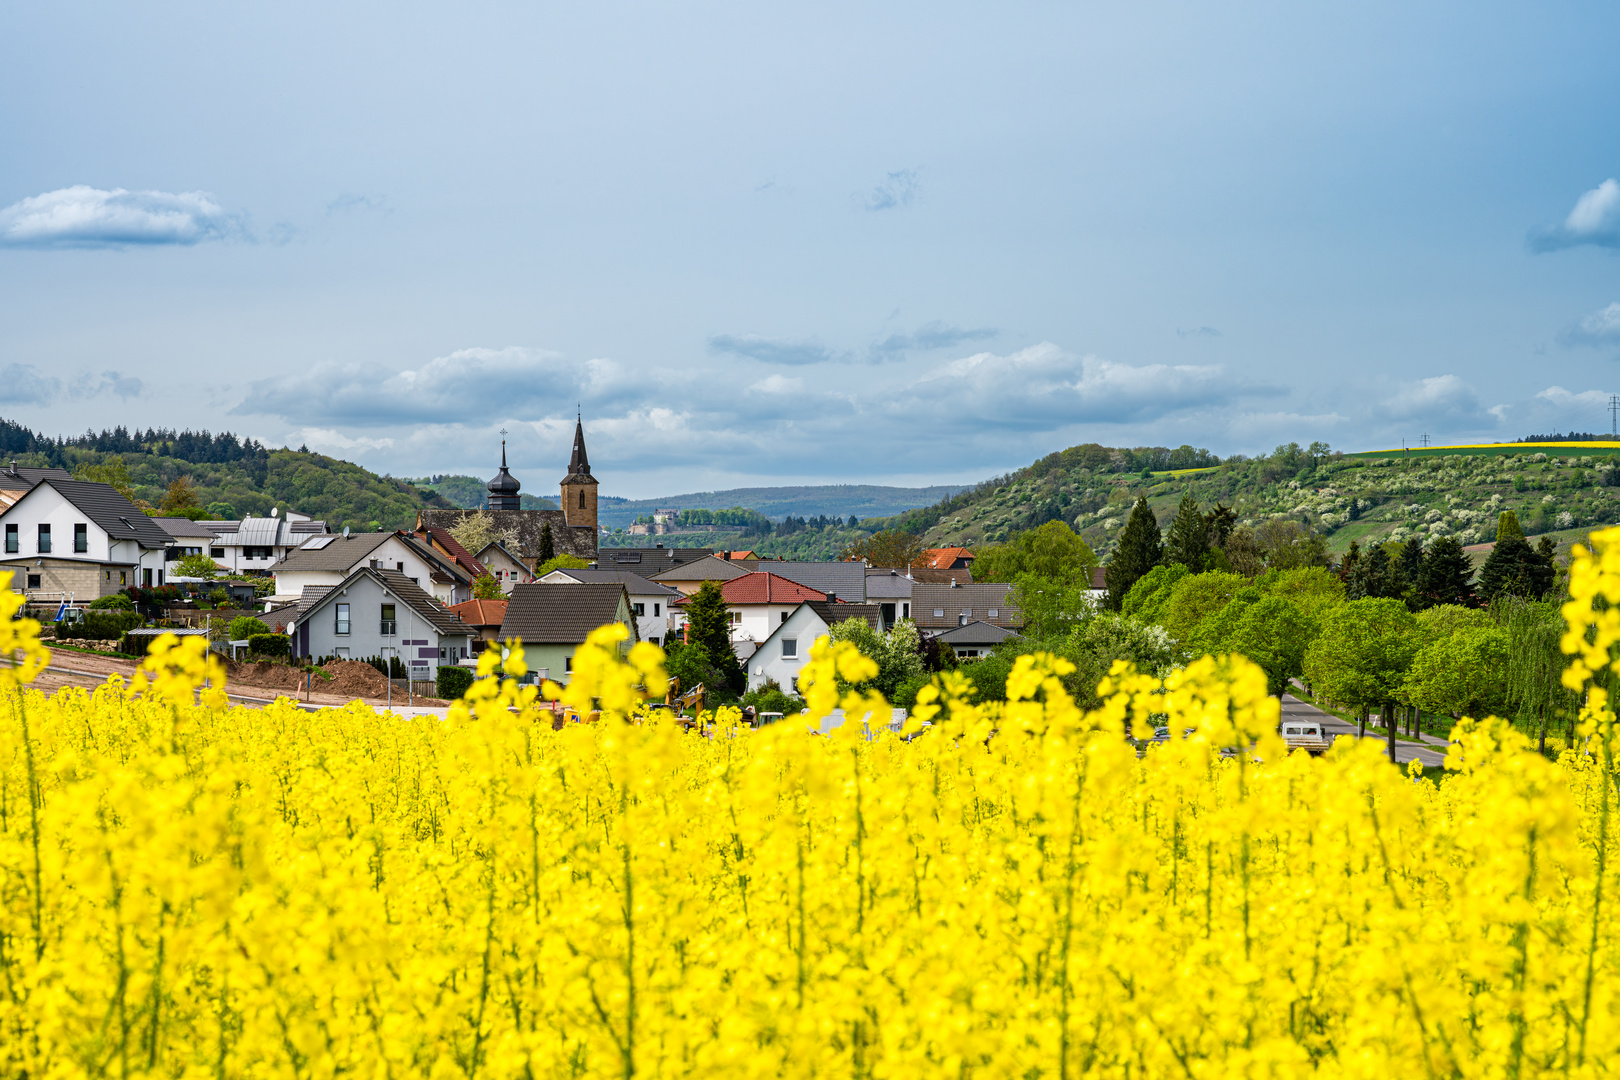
[1281,693,1449,767]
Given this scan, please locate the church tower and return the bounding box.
[487,439,522,511]
[561,416,598,534]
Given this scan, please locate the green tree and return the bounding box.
[1496,509,1525,543]
[73,456,138,504]
[1164,494,1211,571]
[828,617,924,699]
[536,554,590,577]
[663,640,726,701]
[1416,536,1474,608]
[1162,571,1247,642]
[1254,565,1345,624]
[1477,536,1555,602]
[1009,571,1099,639]
[839,529,926,569]
[174,554,220,579]
[972,520,1097,583]
[1103,497,1162,610]
[1121,563,1189,626]
[228,616,271,640]
[1302,597,1420,732]
[205,501,237,520]
[683,580,745,693]
[536,522,556,566]
[160,475,202,515]
[1193,593,1315,696]
[1402,626,1511,719]
[473,573,503,599]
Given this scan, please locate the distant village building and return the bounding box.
[416,418,600,566]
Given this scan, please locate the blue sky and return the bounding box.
[3,1,1620,498]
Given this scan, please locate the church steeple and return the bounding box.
[487,438,522,512]
[561,413,599,533]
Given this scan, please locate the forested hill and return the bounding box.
[0,418,453,531]
[873,439,1620,561]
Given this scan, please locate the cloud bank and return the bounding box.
[0,186,245,248]
[1532,179,1620,252]
[707,334,840,366]
[1561,302,1620,347]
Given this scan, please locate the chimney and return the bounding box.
[950,578,959,588]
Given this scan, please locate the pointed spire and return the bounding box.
[568,414,592,479]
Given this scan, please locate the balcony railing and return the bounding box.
[380,620,397,636]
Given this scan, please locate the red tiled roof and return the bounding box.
[449,598,509,627]
[675,572,826,606]
[419,526,489,580]
[918,546,975,570]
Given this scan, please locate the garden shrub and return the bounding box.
[436,665,474,699]
[246,633,289,659]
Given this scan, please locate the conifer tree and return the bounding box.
[1416,535,1474,608]
[537,522,556,565]
[1104,497,1163,611]
[1496,510,1525,543]
[1165,494,1211,571]
[1477,535,1554,602]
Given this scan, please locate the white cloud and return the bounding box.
[295,428,396,453]
[749,374,804,394]
[1561,301,1620,347]
[902,343,1262,427]
[0,364,61,404]
[0,185,244,248]
[1382,375,1493,421]
[234,346,657,425]
[1532,179,1620,251]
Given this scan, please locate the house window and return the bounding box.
[632,602,645,616]
[729,611,741,625]
[933,608,944,618]
[564,655,572,673]
[439,646,446,660]
[120,571,126,585]
[26,574,40,588]
[244,546,273,560]
[210,547,225,559]
[335,603,351,635]
[4,525,14,553]
[144,569,153,588]
[653,602,660,616]
[37,524,50,554]
[780,611,789,623]
[73,524,87,553]
[988,608,999,619]
[578,490,586,509]
[648,636,660,647]
[903,603,910,619]
[782,638,798,658]
[380,603,397,636]
[335,647,350,658]
[157,570,164,586]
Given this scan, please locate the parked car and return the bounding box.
[1281,721,1333,756]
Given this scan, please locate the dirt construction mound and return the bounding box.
[221,658,449,707]
[320,660,395,699]
[223,659,305,692]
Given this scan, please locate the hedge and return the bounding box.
[246,634,290,659]
[437,666,474,700]
[73,612,144,641]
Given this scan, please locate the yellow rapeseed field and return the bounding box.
[3,529,1620,1078]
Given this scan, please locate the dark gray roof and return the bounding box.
[935,620,1020,647]
[33,479,173,548]
[417,508,597,561]
[0,466,71,492]
[806,601,883,631]
[271,530,394,571]
[155,516,218,540]
[596,547,712,576]
[498,583,633,645]
[546,568,681,597]
[291,567,472,637]
[863,569,914,599]
[293,585,333,623]
[769,561,867,602]
[912,582,1019,629]
[652,555,750,583]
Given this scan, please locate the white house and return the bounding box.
[672,571,830,647]
[0,478,173,600]
[199,511,327,576]
[156,516,219,579]
[746,600,883,693]
[270,531,473,609]
[475,542,534,594]
[539,567,682,646]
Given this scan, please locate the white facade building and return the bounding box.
[0,479,172,600]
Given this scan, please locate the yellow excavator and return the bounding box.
[666,677,706,730]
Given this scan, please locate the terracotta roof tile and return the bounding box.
[449,598,509,627]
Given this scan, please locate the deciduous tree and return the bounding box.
[839,529,926,569]
[473,573,502,599]
[973,520,1097,583]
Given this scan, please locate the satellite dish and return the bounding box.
[343,526,351,539]
[270,507,279,518]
